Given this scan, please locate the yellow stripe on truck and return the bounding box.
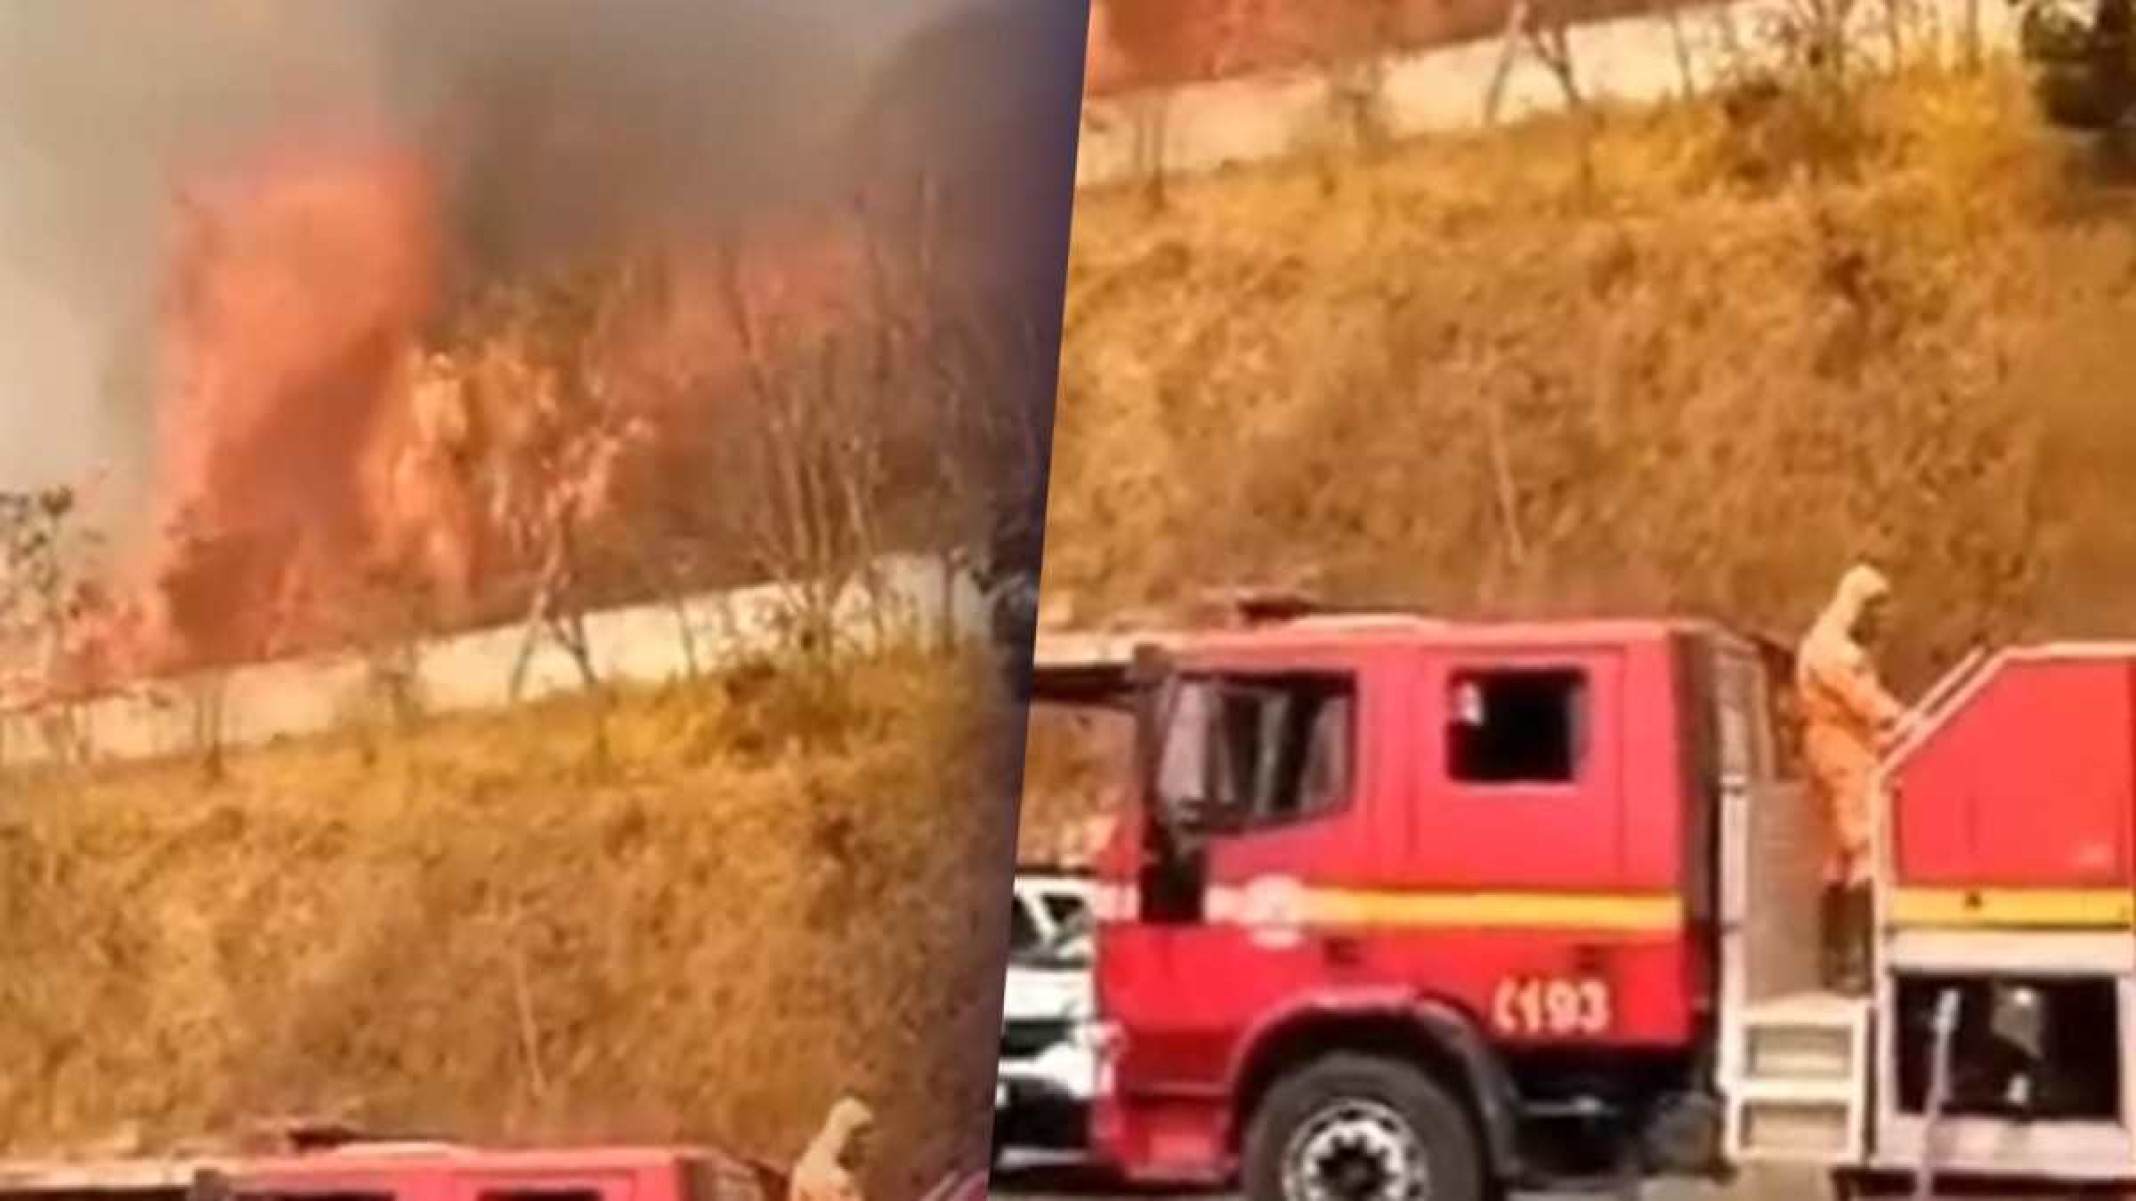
[1888,887,2136,929]
[1301,889,1685,932]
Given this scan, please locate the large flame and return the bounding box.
[144,131,447,671]
[39,128,868,697]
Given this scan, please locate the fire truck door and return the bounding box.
[1416,649,1628,891]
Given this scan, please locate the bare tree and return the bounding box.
[1304,0,1404,153]
[1094,0,1189,208]
[1128,89,1175,211]
[433,268,653,704]
[708,241,891,667]
[0,486,103,763]
[1769,0,1863,85]
[342,560,433,738]
[1486,0,1555,121]
[0,488,77,695]
[1665,0,1702,99]
[851,180,1053,671]
[188,670,229,786]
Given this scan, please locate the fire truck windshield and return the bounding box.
[1151,671,1355,834]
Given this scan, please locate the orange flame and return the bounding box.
[137,130,445,673]
[38,128,872,699]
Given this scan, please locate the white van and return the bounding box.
[994,870,1096,1159]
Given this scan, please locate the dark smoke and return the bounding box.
[850,0,1091,697]
[362,0,877,281]
[850,0,1089,301]
[0,0,1082,506]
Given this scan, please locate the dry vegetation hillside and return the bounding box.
[1026,58,2136,841]
[0,5,1070,1190]
[1045,62,2136,693]
[0,645,1013,1197]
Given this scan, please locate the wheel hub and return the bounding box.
[1281,1098,1427,1201]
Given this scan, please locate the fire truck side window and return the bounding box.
[1160,672,1356,828]
[481,1190,603,1201]
[1218,674,1355,825]
[243,1194,392,1201]
[242,1192,392,1201]
[1447,668,1587,784]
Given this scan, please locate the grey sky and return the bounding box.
[0,0,1082,523]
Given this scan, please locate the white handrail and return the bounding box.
[1881,645,1996,772]
[1915,646,1990,720]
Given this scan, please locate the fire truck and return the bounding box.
[0,1129,980,1201]
[1032,602,2136,1201]
[0,1137,785,1201]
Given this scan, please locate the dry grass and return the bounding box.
[0,645,1016,1199]
[1044,61,2136,693]
[1015,705,1131,864]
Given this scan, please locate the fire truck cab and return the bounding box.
[1033,610,2136,1201]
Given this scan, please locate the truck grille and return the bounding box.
[1001,1018,1072,1060]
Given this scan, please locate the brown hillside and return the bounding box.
[0,647,1014,1199]
[1086,0,1671,96]
[1041,65,2136,708]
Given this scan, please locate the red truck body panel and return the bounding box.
[0,1146,780,1201]
[233,1146,692,1198]
[1891,652,2136,891]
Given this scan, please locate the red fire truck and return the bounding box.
[0,1131,979,1201]
[1033,606,2136,1201]
[0,1139,784,1201]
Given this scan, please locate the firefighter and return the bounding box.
[1795,564,1908,994]
[789,1097,873,1201]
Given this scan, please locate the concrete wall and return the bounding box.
[0,553,988,771]
[1085,0,1678,96]
[1077,0,2020,189]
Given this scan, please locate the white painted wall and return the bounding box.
[1075,0,2020,189]
[0,553,988,770]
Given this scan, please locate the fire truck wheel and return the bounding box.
[1244,1053,1483,1201]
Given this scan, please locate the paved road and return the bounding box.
[990,1152,1724,1201]
[990,1152,1222,1201]
[994,1154,2115,1201]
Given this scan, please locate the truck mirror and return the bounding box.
[1128,645,1174,786]
[188,1169,234,1201]
[1128,641,1172,686]
[1130,666,1171,813]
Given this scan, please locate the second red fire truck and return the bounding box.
[1034,603,2136,1201]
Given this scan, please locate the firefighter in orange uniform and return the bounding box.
[790,1098,873,1201]
[1796,564,1909,993]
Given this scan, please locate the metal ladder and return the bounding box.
[1726,991,1872,1165]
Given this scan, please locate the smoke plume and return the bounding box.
[0,0,1088,685]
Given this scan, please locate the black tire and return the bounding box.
[1243,1054,1485,1201]
[987,1118,1008,1171]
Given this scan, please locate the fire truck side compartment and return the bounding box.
[1871,646,2136,1179]
[1891,653,2136,892]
